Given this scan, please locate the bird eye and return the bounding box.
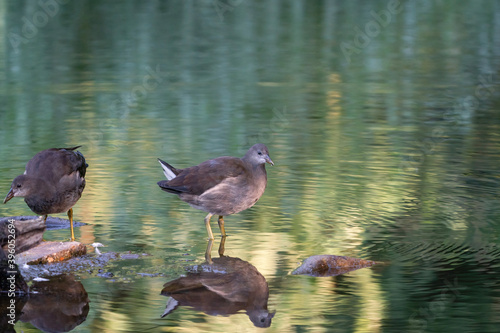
[16,184,21,188]
[258,151,262,155]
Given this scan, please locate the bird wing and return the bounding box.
[25,147,87,184]
[161,277,206,294]
[158,157,246,195]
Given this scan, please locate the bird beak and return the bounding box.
[3,188,14,204]
[265,155,274,166]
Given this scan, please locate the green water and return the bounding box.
[1,0,500,332]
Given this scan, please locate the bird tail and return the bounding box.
[158,158,177,180]
[58,146,82,151]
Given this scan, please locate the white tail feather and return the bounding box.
[159,160,177,180]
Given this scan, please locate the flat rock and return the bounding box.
[16,242,87,266]
[44,216,86,230]
[1,216,86,255]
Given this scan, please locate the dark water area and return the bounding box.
[1,0,500,332]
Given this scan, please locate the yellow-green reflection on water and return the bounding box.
[1,1,500,332]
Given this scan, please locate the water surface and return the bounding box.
[1,1,500,332]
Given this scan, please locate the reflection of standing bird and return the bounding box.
[161,253,275,327]
[157,144,274,240]
[3,146,88,241]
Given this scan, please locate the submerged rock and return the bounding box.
[292,255,377,277]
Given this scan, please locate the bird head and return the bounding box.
[246,144,274,166]
[4,175,32,203]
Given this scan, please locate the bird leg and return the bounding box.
[218,215,226,237]
[204,213,214,240]
[67,208,75,242]
[218,235,226,257]
[205,239,214,264]
[40,215,48,241]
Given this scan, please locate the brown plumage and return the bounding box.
[157,144,274,239]
[161,254,274,327]
[3,146,88,241]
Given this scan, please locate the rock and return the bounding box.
[292,255,377,277]
[0,247,28,294]
[0,216,46,254]
[15,242,87,266]
[44,216,86,230]
[97,271,114,278]
[120,253,140,260]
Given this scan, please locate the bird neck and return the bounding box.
[244,160,267,178]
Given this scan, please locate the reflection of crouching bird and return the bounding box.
[161,239,275,328]
[20,274,90,332]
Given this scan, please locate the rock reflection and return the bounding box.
[292,255,377,277]
[0,247,28,294]
[0,295,27,332]
[1,245,28,332]
[161,237,275,327]
[20,274,90,333]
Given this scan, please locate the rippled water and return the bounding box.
[1,1,500,332]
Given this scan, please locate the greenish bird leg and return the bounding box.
[218,215,226,237]
[218,235,226,257]
[68,208,75,242]
[205,239,214,264]
[205,213,214,240]
[41,215,48,242]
